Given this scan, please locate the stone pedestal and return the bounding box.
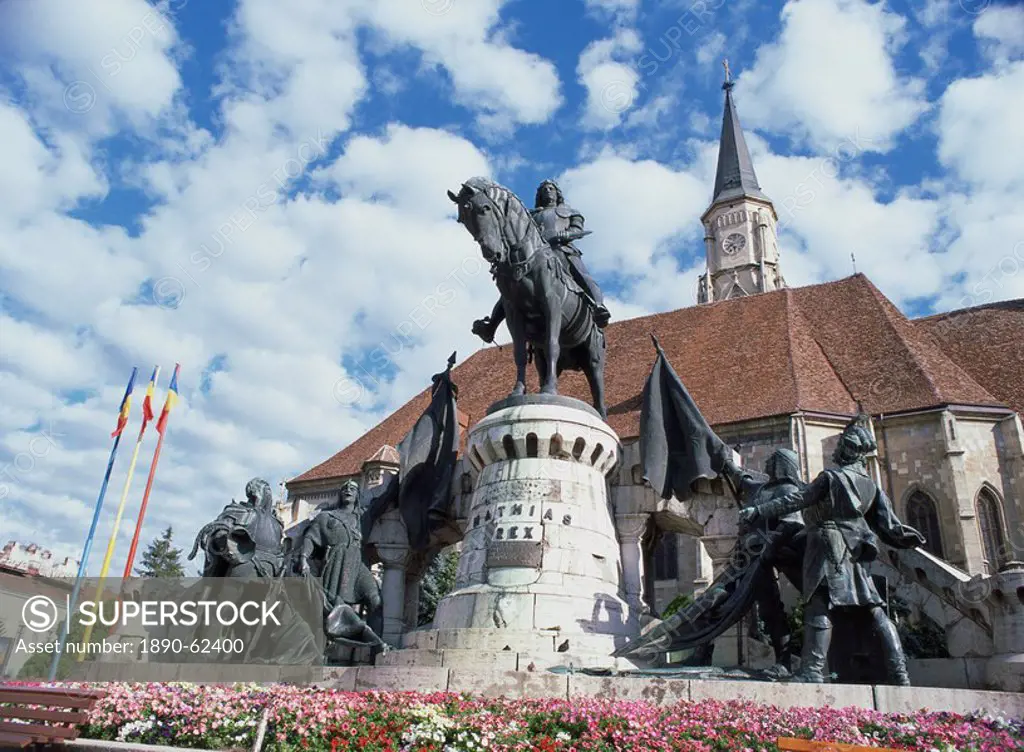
[427,395,635,660]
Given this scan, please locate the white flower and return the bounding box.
[116,719,156,743]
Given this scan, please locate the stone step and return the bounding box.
[400,627,629,656]
[375,647,630,672]
[402,627,562,653]
[315,666,1024,718]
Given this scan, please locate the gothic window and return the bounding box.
[906,490,943,559]
[977,488,1007,574]
[653,533,679,580]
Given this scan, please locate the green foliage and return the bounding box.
[891,596,949,659]
[418,546,459,626]
[136,526,185,578]
[661,593,693,619]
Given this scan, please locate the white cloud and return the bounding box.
[319,124,490,218]
[915,0,951,28]
[696,32,726,68]
[738,0,928,152]
[359,0,562,130]
[973,5,1024,66]
[581,0,641,24]
[933,58,1024,309]
[578,28,644,130]
[220,0,366,140]
[0,0,183,136]
[0,105,106,220]
[937,61,1024,192]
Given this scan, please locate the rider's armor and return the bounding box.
[531,204,608,326]
[196,500,284,578]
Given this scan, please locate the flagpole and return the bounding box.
[48,366,137,681]
[79,368,160,656]
[123,371,174,579]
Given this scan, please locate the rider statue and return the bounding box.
[299,479,388,650]
[189,477,284,578]
[739,416,925,685]
[473,179,610,343]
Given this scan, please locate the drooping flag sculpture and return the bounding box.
[614,338,767,659]
[397,351,461,550]
[639,335,732,502]
[360,352,461,551]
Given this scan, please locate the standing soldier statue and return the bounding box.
[299,479,388,651]
[739,415,926,685]
[721,449,806,670]
[473,179,610,344]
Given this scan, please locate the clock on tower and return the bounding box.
[722,233,746,255]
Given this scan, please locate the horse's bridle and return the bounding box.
[477,190,541,282]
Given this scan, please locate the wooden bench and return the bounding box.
[778,738,903,752]
[0,686,105,749]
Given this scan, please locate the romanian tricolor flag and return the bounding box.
[140,366,161,433]
[111,367,138,438]
[156,363,180,435]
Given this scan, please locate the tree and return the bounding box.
[136,526,185,578]
[418,547,459,626]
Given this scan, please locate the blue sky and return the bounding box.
[0,0,1022,572]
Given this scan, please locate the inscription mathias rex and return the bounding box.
[470,478,572,545]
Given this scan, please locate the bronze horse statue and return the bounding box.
[448,177,607,417]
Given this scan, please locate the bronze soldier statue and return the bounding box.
[188,478,284,578]
[299,480,387,649]
[472,179,610,344]
[739,416,925,685]
[722,449,806,669]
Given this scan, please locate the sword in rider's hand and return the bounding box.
[555,230,592,243]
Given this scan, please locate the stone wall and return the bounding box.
[874,410,1022,575]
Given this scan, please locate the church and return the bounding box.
[283,73,1024,627]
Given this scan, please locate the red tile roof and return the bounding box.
[291,275,1013,485]
[792,275,999,414]
[914,299,1024,417]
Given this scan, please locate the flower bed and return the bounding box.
[19,683,1024,751]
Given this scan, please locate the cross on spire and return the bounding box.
[710,57,766,204]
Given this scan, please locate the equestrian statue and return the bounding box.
[189,477,285,578]
[450,177,609,417]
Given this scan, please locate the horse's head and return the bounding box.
[448,178,510,265]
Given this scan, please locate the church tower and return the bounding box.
[697,62,784,304]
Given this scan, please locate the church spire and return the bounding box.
[711,59,768,205]
[697,60,783,305]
